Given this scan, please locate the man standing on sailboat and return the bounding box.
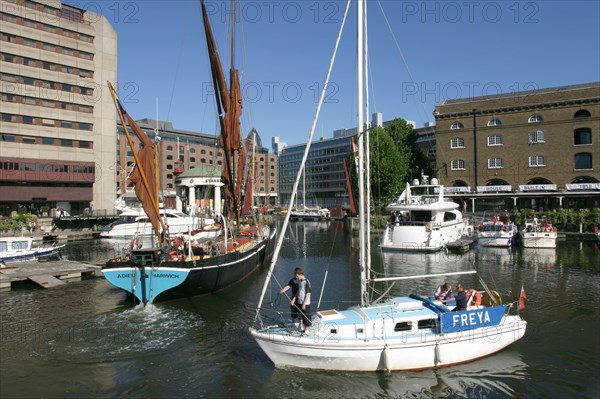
[279,268,312,330]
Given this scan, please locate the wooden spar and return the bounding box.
[107,82,166,244]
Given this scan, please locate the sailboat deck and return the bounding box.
[318,297,438,326]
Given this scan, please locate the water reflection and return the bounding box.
[1,233,598,398]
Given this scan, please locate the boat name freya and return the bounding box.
[450,310,491,328]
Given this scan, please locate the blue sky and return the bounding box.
[71,1,599,147]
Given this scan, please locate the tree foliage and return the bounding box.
[347,118,431,210]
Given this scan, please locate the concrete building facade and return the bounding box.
[0,0,117,216]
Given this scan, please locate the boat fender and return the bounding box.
[169,250,179,261]
[435,342,442,365]
[382,345,391,372]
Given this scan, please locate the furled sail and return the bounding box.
[200,0,245,222]
[107,82,166,244]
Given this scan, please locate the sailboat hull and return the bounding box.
[103,227,276,303]
[250,313,526,371]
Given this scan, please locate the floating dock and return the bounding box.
[0,259,102,291]
[446,237,477,252]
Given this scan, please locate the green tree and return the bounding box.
[369,127,405,204]
[385,119,432,183]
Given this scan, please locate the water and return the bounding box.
[1,221,599,398]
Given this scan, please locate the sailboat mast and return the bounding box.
[363,0,371,288]
[357,0,367,307]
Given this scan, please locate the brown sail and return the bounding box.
[107,82,166,244]
[201,0,244,222]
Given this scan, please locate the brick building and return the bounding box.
[434,82,600,212]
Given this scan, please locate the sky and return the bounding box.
[68,0,599,147]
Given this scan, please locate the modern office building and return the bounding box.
[0,0,117,216]
[117,120,278,207]
[434,82,600,211]
[278,135,353,209]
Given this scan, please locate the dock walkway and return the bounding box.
[0,260,101,291]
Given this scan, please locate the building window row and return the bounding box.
[0,160,95,174]
[0,31,94,61]
[1,52,94,78]
[1,93,93,113]
[1,133,93,149]
[452,129,592,148]
[1,113,93,131]
[450,109,594,131]
[451,153,593,171]
[0,73,95,96]
[2,10,94,42]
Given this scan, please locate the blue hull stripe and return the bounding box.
[103,267,189,303]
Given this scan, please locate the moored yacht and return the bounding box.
[477,214,518,247]
[380,176,472,252]
[520,217,557,248]
[99,208,211,238]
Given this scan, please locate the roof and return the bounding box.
[177,166,222,178]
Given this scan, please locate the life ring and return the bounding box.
[466,289,482,306]
[502,225,508,232]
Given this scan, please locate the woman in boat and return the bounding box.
[434,282,452,300]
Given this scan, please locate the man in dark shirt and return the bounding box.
[279,267,312,330]
[452,283,468,311]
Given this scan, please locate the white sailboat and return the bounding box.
[250,0,526,371]
[289,171,330,220]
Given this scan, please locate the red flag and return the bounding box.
[518,285,527,309]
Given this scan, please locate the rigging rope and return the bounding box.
[253,0,353,328]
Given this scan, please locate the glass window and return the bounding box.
[574,128,592,145]
[79,141,91,148]
[487,135,503,146]
[42,137,54,145]
[450,137,465,149]
[61,139,72,147]
[451,160,465,170]
[528,131,545,144]
[488,157,504,169]
[22,116,33,124]
[574,109,591,118]
[529,155,545,167]
[451,122,464,130]
[166,155,173,160]
[487,118,502,126]
[574,153,592,170]
[528,114,543,123]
